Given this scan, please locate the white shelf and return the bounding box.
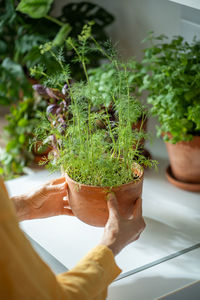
[169,0,200,10]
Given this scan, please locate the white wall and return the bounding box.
[54,0,200,58]
[91,0,181,59]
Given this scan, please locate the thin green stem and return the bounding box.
[82,60,89,82]
[105,107,116,156]
[133,113,146,160]
[45,15,64,27]
[91,36,112,61]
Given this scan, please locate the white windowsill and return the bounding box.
[169,0,200,10]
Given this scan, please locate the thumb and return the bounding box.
[50,177,66,185]
[132,197,142,219]
[107,193,119,219]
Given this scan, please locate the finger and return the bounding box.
[50,177,66,185]
[61,207,74,216]
[132,197,142,219]
[107,193,120,219]
[46,181,68,195]
[63,196,69,203]
[63,197,70,208]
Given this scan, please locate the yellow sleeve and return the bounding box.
[0,179,121,300]
[57,245,121,300]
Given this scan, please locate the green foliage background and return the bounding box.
[141,33,200,143]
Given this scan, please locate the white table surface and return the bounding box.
[5,153,200,299]
[108,248,200,300]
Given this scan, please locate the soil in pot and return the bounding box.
[165,136,200,184]
[65,164,144,227]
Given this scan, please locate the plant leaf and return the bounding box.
[53,24,72,46]
[16,0,53,19]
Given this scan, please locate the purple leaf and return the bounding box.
[46,104,57,115]
[33,84,48,96]
[62,84,68,95]
[58,116,65,124]
[56,107,62,114]
[46,88,59,100]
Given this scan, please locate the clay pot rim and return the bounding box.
[166,165,200,193]
[65,162,144,190]
[162,132,200,145]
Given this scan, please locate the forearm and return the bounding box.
[10,195,30,221]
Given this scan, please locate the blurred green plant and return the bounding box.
[0,0,114,105]
[0,97,47,179]
[88,59,143,108]
[141,33,200,143]
[0,0,60,104]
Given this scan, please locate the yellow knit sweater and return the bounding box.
[0,179,121,299]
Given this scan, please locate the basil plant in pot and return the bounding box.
[142,33,200,191]
[32,26,157,226]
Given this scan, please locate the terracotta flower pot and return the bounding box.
[65,165,144,227]
[132,117,148,133]
[32,141,52,156]
[33,154,49,165]
[165,136,200,184]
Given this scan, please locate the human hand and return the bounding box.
[100,194,146,256]
[12,177,74,221]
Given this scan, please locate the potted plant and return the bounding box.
[141,33,200,191]
[32,25,157,226]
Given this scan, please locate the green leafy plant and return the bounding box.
[16,0,115,80]
[0,97,47,179]
[141,33,200,143]
[0,0,114,105]
[0,0,60,104]
[32,25,157,187]
[17,0,54,19]
[88,59,143,108]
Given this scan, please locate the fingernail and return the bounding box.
[106,192,115,201]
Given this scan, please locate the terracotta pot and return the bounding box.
[132,117,148,132]
[165,136,200,184]
[65,165,144,227]
[166,166,200,192]
[33,154,49,164]
[32,141,52,156]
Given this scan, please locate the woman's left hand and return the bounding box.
[12,177,74,221]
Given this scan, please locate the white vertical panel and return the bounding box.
[169,0,200,10]
[180,19,200,42]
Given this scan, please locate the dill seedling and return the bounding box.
[33,24,157,187]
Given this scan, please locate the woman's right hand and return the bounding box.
[100,194,146,256]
